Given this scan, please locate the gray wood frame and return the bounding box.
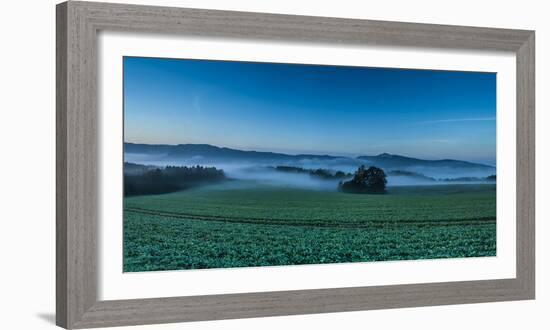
[56,1,535,328]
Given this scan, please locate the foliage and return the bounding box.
[339,165,387,194]
[274,165,351,180]
[387,170,497,183]
[439,175,497,182]
[124,163,225,196]
[387,170,436,181]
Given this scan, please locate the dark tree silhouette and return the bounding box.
[124,163,226,196]
[486,174,497,181]
[274,165,352,180]
[339,165,387,194]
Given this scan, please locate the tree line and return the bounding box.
[274,165,351,180]
[124,163,226,196]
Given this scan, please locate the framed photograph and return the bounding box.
[56,1,535,328]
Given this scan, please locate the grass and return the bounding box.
[123,183,496,272]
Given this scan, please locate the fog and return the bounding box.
[385,175,492,186]
[404,166,495,180]
[386,175,433,186]
[125,153,496,191]
[229,166,346,190]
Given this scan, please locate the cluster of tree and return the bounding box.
[439,174,497,182]
[387,170,436,181]
[124,163,225,196]
[388,170,497,183]
[274,165,351,180]
[123,162,157,175]
[338,165,387,194]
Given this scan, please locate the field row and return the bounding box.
[125,207,496,228]
[124,184,497,223]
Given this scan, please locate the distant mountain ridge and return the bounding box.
[124,142,494,171]
[357,153,493,170]
[124,143,344,162]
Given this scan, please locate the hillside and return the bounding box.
[124,143,495,175]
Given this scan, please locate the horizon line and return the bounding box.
[124,141,496,166]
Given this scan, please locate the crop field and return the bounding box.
[123,183,496,272]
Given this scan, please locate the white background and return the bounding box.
[0,0,548,329]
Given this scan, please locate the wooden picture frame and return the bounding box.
[56,1,535,328]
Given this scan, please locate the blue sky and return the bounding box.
[124,56,496,164]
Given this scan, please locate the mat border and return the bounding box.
[56,1,535,328]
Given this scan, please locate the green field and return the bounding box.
[123,183,496,272]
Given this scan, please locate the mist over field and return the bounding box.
[225,166,340,190]
[124,143,496,191]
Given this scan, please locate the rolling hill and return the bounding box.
[124,143,495,175]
